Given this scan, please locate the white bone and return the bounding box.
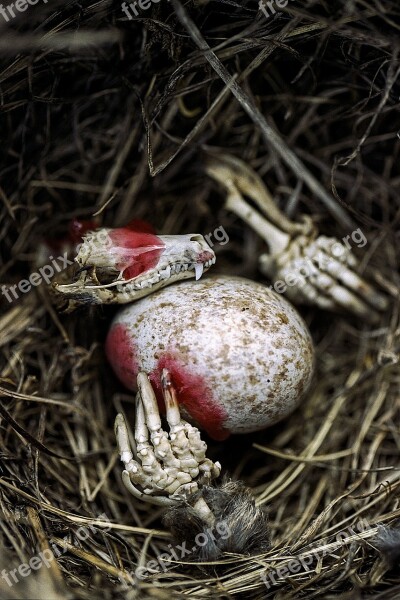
[161,368,181,429]
[53,232,216,306]
[206,153,388,322]
[114,371,220,524]
[137,372,162,433]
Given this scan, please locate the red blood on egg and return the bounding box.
[105,323,138,389]
[149,353,230,441]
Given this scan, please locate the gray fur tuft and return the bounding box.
[163,477,270,561]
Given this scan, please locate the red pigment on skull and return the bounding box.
[197,250,215,263]
[149,353,230,441]
[108,226,165,280]
[105,324,138,390]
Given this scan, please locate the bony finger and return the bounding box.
[137,371,162,432]
[115,413,133,457]
[134,393,149,445]
[321,254,388,311]
[161,368,182,431]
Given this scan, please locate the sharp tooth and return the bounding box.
[194,263,204,281]
[170,265,176,274]
[182,264,188,271]
[175,264,181,273]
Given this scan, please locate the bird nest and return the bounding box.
[0,1,399,598]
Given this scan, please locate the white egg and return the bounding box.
[106,275,314,440]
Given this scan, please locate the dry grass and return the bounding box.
[0,0,399,598]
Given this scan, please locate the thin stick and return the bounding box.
[26,507,66,591]
[169,0,355,230]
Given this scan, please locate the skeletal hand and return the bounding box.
[115,369,221,525]
[205,153,388,322]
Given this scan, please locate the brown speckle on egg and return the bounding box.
[106,275,315,439]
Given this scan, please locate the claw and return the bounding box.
[137,372,162,433]
[161,368,181,430]
[206,153,389,322]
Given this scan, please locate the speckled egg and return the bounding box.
[106,275,314,440]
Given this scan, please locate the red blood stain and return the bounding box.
[105,324,138,390]
[149,353,230,441]
[108,227,165,280]
[197,250,215,263]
